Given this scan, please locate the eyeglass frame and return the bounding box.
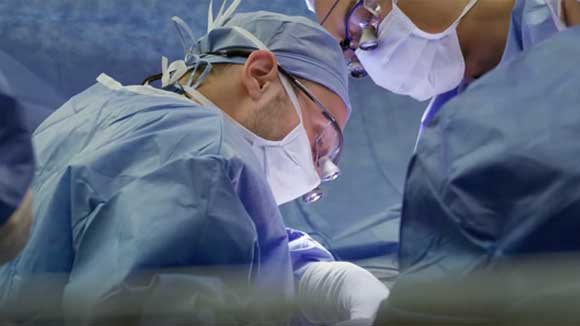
[276,65,344,165]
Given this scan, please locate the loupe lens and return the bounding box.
[303,187,323,204]
[348,59,367,78]
[359,25,378,50]
[319,157,341,182]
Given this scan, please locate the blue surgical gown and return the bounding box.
[418,0,560,135]
[0,75,296,324]
[380,25,580,324]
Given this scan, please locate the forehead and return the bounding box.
[300,79,349,130]
[315,0,357,40]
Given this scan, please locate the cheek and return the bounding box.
[273,103,300,139]
[254,95,300,141]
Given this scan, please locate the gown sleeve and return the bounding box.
[63,154,266,325]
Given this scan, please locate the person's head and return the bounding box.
[307,0,515,100]
[187,50,348,153]
[161,9,351,205]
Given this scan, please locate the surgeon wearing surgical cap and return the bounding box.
[0,1,389,324]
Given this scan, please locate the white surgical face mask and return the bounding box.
[182,76,320,206]
[356,0,479,101]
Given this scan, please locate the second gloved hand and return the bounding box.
[298,261,390,324]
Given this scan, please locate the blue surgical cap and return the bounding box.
[183,10,352,116]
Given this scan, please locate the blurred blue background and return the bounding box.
[0,0,425,278]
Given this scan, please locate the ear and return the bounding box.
[241,50,280,101]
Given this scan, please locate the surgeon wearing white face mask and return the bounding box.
[307,0,580,136]
[172,50,348,206]
[355,0,480,102]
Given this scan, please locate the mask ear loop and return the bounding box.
[451,0,480,29]
[279,74,304,122]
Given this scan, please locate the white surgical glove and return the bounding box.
[298,261,390,324]
[287,228,335,279]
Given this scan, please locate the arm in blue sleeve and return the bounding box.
[63,155,261,325]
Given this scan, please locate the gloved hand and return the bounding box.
[297,261,390,324]
[287,228,335,279]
